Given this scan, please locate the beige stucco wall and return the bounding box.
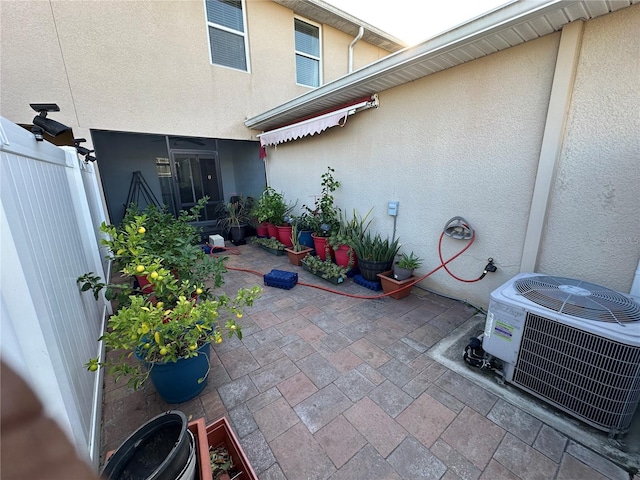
[537,6,640,293]
[0,0,391,141]
[264,6,640,308]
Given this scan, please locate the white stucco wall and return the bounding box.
[0,0,390,141]
[537,6,640,293]
[264,6,640,308]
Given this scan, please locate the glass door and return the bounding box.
[169,150,222,221]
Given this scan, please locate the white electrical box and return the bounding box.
[209,234,225,247]
[388,201,399,216]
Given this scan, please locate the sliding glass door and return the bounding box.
[168,150,222,221]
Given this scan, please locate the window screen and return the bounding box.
[295,18,320,87]
[206,0,248,71]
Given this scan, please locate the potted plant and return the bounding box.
[352,232,401,282]
[393,251,423,280]
[253,187,296,244]
[252,236,287,256]
[301,255,348,285]
[80,202,262,403]
[377,270,416,300]
[285,223,313,266]
[219,197,250,244]
[328,208,372,269]
[303,166,341,260]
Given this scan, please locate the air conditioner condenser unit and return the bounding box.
[482,273,640,434]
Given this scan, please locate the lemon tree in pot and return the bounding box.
[81,201,262,403]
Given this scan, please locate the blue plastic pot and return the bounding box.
[140,343,211,404]
[297,230,315,250]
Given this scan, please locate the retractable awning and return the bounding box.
[257,95,378,147]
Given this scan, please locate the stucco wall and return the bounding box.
[266,33,562,308]
[0,0,391,141]
[537,6,640,293]
[264,6,640,308]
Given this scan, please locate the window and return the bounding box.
[205,0,249,71]
[295,18,321,87]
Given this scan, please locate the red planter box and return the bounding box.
[206,417,258,480]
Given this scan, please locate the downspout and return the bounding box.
[520,20,584,272]
[348,26,364,73]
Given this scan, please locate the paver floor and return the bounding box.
[100,242,633,479]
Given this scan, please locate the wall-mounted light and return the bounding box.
[29,103,71,139]
[74,137,96,162]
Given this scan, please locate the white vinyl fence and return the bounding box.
[0,116,109,467]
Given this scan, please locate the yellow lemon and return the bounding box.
[89,363,98,372]
[189,344,197,351]
[156,302,164,308]
[236,313,243,319]
[136,265,145,273]
[215,337,223,344]
[138,227,146,234]
[196,288,203,295]
[230,325,237,330]
[144,343,151,349]
[154,332,161,344]
[150,271,159,279]
[160,347,168,355]
[141,323,150,334]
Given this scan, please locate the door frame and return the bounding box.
[168,148,222,220]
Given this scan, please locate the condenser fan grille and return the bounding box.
[514,276,640,323]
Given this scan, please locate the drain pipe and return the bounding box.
[348,26,364,73]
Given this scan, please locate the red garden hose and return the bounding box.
[222,229,481,299]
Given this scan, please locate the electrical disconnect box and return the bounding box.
[388,201,399,216]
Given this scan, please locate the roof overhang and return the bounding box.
[246,0,637,133]
[271,0,407,52]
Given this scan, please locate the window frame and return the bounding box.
[294,16,322,88]
[204,0,251,73]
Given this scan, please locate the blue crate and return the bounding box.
[264,269,298,290]
[353,274,382,291]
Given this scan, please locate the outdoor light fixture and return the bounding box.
[29,103,71,137]
[31,126,44,141]
[74,138,96,162]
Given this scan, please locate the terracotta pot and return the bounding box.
[311,234,334,261]
[276,224,294,247]
[206,417,258,480]
[378,270,414,299]
[285,246,313,266]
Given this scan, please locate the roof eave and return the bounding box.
[246,0,634,132]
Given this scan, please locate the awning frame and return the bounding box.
[257,95,378,147]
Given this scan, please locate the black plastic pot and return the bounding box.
[101,410,192,480]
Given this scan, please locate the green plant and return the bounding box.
[301,255,348,281]
[218,197,251,231]
[253,187,295,226]
[328,208,373,249]
[397,251,423,270]
[252,236,286,250]
[87,277,261,390]
[303,166,341,237]
[80,201,263,390]
[289,223,311,253]
[352,232,401,262]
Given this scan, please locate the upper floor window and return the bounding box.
[295,18,321,87]
[205,0,249,71]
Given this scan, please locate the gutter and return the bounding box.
[246,0,575,130]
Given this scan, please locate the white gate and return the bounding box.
[0,117,109,467]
